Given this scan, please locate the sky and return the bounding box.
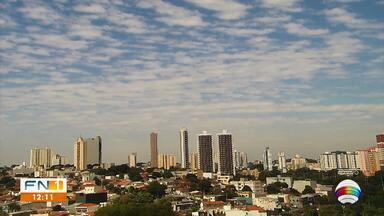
[0,0,383,165]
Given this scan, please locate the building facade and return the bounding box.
[263,147,273,171]
[217,130,235,176]
[150,132,158,168]
[190,152,199,171]
[277,152,287,173]
[319,151,357,171]
[128,153,137,168]
[30,147,52,168]
[180,127,189,169]
[74,136,102,170]
[235,151,248,168]
[198,131,214,173]
[158,154,176,170]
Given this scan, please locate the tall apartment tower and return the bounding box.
[278,152,287,173]
[150,132,158,168]
[235,151,248,168]
[30,147,52,168]
[128,153,137,168]
[180,127,189,169]
[263,147,273,171]
[157,154,176,170]
[376,133,384,170]
[189,152,199,171]
[217,130,235,176]
[197,131,213,173]
[74,136,102,170]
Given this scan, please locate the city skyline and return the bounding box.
[0,0,383,165]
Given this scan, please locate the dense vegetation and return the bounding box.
[278,169,384,215]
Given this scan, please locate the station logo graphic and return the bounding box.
[20,178,67,202]
[335,179,361,204]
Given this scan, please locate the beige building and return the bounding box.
[128,153,137,167]
[158,154,176,170]
[189,152,198,170]
[30,147,52,168]
[291,154,306,170]
[150,132,158,168]
[74,136,102,170]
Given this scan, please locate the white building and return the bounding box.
[320,151,357,171]
[180,127,189,169]
[292,180,317,193]
[235,151,248,168]
[277,152,287,173]
[266,176,293,188]
[252,197,281,211]
[30,147,52,168]
[128,153,137,167]
[230,179,264,194]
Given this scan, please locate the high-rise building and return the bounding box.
[150,132,158,168]
[74,136,102,170]
[190,152,199,171]
[30,147,52,168]
[180,127,189,169]
[235,151,248,168]
[278,152,287,173]
[197,131,213,173]
[217,130,235,176]
[128,153,137,168]
[158,154,176,170]
[51,153,68,166]
[291,154,306,170]
[319,151,357,171]
[376,133,384,170]
[263,147,272,171]
[356,150,370,176]
[367,146,380,174]
[376,133,384,143]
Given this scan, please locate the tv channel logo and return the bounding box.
[20,178,67,202]
[335,179,361,204]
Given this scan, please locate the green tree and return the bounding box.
[52,205,65,211]
[302,185,315,194]
[8,203,21,212]
[199,179,212,194]
[93,177,101,186]
[146,181,166,198]
[0,176,15,188]
[116,191,154,204]
[96,198,175,216]
[266,184,281,194]
[303,206,318,216]
[318,205,342,216]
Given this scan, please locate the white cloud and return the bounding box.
[324,8,383,29]
[137,0,205,27]
[285,23,329,36]
[105,9,148,33]
[19,2,61,24]
[74,3,106,14]
[68,19,104,39]
[259,0,302,12]
[184,0,248,20]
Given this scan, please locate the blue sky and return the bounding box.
[0,0,383,165]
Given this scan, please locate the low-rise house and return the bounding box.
[252,196,282,211]
[292,180,317,193]
[266,176,293,188]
